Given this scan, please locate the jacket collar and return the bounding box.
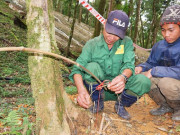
[99,34,122,49]
[166,37,180,46]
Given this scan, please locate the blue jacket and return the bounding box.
[138,38,180,80]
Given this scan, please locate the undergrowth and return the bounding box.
[0,1,35,134]
[0,1,77,134]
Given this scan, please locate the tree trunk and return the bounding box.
[152,17,160,47]
[93,0,106,37]
[66,0,78,57]
[85,9,89,24]
[108,0,114,13]
[128,0,134,37]
[78,4,82,23]
[140,15,145,48]
[26,0,70,134]
[145,29,151,48]
[151,0,159,46]
[128,0,134,17]
[57,0,62,13]
[85,0,90,24]
[133,0,141,43]
[68,0,73,22]
[145,0,158,48]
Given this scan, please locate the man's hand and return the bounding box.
[135,67,143,74]
[107,75,126,94]
[73,74,92,109]
[142,69,152,78]
[77,87,92,109]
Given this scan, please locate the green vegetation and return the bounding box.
[65,86,77,95]
[0,1,34,134]
[0,1,77,133]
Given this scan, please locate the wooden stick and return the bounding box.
[109,116,129,123]
[102,121,111,132]
[0,47,102,84]
[99,113,105,134]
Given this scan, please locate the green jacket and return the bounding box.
[69,34,135,82]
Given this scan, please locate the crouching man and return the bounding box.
[135,5,180,121]
[69,10,151,120]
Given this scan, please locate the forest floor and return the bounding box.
[68,93,180,135]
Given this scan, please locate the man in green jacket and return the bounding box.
[69,10,151,120]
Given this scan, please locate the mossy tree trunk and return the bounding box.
[26,0,70,134]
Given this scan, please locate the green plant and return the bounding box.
[0,108,35,134]
[22,117,34,135]
[16,98,35,106]
[0,110,21,128]
[65,86,77,95]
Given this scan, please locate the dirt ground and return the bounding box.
[70,94,180,135]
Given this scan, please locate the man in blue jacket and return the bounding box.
[135,4,180,121]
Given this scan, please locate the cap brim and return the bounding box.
[105,22,125,39]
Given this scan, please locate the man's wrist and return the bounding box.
[120,73,128,82]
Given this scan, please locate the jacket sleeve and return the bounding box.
[151,66,180,80]
[69,41,92,82]
[138,42,180,80]
[137,43,158,72]
[119,37,135,74]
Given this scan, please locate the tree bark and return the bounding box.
[26,0,70,134]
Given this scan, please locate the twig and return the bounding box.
[99,113,105,134]
[102,121,111,132]
[109,116,129,123]
[156,127,168,132]
[143,95,147,105]
[65,109,77,134]
[156,126,174,134]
